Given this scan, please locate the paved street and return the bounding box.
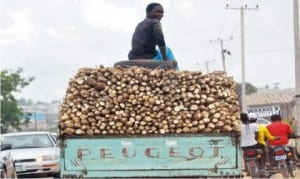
[244,168,300,179]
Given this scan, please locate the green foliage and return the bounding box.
[1,68,35,133]
[283,118,297,132]
[18,98,33,106]
[236,82,258,96]
[235,82,257,105]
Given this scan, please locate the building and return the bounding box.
[20,101,61,131]
[245,88,295,120]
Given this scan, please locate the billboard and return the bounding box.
[247,105,280,117]
[23,113,46,120]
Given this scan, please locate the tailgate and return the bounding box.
[61,134,241,177]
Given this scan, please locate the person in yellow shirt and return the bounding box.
[257,124,277,145]
[248,113,279,167]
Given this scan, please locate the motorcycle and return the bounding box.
[269,145,297,178]
[243,147,269,178]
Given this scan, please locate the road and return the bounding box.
[244,167,300,178]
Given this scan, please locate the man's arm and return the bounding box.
[153,20,167,61]
[286,123,297,138]
[158,47,167,61]
[255,131,258,140]
[264,127,276,141]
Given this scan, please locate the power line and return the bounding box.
[244,10,257,33]
[203,42,212,62]
[217,9,228,38]
[248,48,294,53]
[229,0,273,37]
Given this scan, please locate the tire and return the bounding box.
[288,162,295,178]
[278,162,289,178]
[247,161,259,178]
[248,166,258,178]
[53,172,61,179]
[114,60,178,70]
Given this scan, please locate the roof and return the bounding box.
[246,88,295,106]
[0,131,51,137]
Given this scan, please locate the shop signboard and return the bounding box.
[247,105,280,117]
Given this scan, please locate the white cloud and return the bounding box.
[0,11,33,45]
[142,0,171,9]
[66,25,76,32]
[175,1,197,18]
[46,28,61,38]
[1,0,295,102]
[45,25,77,40]
[83,0,139,32]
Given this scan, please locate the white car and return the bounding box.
[256,117,271,126]
[0,142,17,178]
[51,132,58,144]
[0,131,60,178]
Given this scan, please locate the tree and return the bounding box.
[236,82,257,105]
[1,68,35,133]
[236,82,257,96]
[18,98,33,106]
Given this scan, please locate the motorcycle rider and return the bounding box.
[241,113,262,149]
[248,113,279,167]
[267,114,300,165]
[240,113,264,173]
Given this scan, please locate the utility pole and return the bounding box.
[226,4,259,112]
[196,59,215,73]
[210,37,233,75]
[204,61,210,73]
[294,0,300,135]
[34,112,37,131]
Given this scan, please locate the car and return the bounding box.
[0,131,60,178]
[0,141,17,178]
[256,117,271,126]
[51,133,58,144]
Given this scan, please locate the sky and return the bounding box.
[0,0,297,102]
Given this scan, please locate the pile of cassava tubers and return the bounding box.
[59,66,241,136]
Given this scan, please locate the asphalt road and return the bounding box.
[244,167,300,179]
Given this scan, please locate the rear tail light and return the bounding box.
[245,150,256,156]
[274,150,285,155]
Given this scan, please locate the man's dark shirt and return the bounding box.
[128,18,166,60]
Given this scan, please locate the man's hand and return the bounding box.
[159,46,168,61]
[275,136,280,140]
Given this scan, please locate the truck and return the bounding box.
[59,60,243,178]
